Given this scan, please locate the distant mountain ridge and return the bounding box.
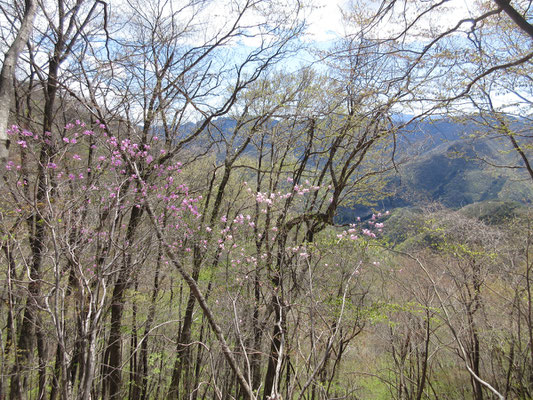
[161,116,532,214]
[390,117,532,209]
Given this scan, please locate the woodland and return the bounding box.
[0,0,532,399]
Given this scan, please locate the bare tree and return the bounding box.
[342,0,533,182]
[387,209,533,399]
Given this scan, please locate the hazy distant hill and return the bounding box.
[391,118,532,208]
[165,116,532,215]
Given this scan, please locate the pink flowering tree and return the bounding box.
[1,75,396,400]
[2,121,206,399]
[0,0,307,397]
[1,17,398,400]
[1,77,394,400]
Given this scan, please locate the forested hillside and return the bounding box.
[0,1,531,400]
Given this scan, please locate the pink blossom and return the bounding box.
[8,125,19,135]
[362,229,375,237]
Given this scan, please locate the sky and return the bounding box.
[0,0,478,57]
[305,0,476,43]
[299,0,531,115]
[305,0,347,43]
[3,0,527,117]
[272,0,480,73]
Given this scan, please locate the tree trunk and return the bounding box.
[262,299,282,400]
[0,0,37,170]
[103,204,144,399]
[169,257,202,398]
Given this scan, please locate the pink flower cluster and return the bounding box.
[252,180,323,207]
[336,212,387,242]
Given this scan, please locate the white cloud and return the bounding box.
[305,0,480,42]
[304,0,346,43]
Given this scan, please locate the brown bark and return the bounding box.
[103,204,144,399]
[493,0,533,40]
[262,305,282,400]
